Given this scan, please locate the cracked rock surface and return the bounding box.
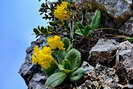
[19,36,48,89]
[88,39,119,67]
[96,0,130,16]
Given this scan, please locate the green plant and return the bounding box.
[75,10,101,37]
[45,72,67,88]
[33,26,54,37]
[44,37,85,88]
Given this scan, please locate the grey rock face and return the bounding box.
[88,39,133,87]
[28,73,47,89]
[115,41,133,85]
[119,17,133,36]
[19,35,47,89]
[77,63,119,89]
[81,61,94,74]
[89,39,119,67]
[95,0,133,35]
[94,64,119,88]
[117,41,133,66]
[76,41,133,89]
[89,39,133,85]
[96,0,130,16]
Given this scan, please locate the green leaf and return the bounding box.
[33,26,54,37]
[49,21,57,26]
[39,27,48,35]
[75,22,84,36]
[58,64,72,74]
[90,10,101,30]
[45,72,67,88]
[75,10,101,37]
[53,50,66,63]
[75,28,84,36]
[61,59,71,70]
[83,25,91,36]
[70,67,85,81]
[76,22,84,29]
[65,49,81,70]
[33,28,40,37]
[44,62,58,76]
[62,37,71,51]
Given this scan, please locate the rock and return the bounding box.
[88,39,119,67]
[117,41,133,68]
[95,0,133,30]
[96,0,130,16]
[94,64,119,88]
[28,73,47,89]
[119,17,133,36]
[76,64,119,89]
[115,41,133,85]
[74,36,98,61]
[81,61,94,74]
[76,62,120,89]
[19,36,48,89]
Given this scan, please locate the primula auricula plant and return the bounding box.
[32,0,103,88]
[32,35,85,88]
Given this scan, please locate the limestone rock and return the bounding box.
[119,17,133,36]
[115,41,133,85]
[76,64,119,89]
[19,36,48,89]
[96,0,130,16]
[88,39,119,67]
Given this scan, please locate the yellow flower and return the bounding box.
[32,55,38,64]
[54,1,70,20]
[33,46,40,55]
[32,46,55,69]
[47,35,65,50]
[39,55,54,69]
[42,46,52,55]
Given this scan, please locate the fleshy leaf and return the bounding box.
[58,64,72,73]
[65,49,81,70]
[62,37,72,51]
[44,62,57,76]
[45,72,67,88]
[70,67,85,81]
[53,50,66,63]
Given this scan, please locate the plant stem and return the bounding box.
[69,17,75,45]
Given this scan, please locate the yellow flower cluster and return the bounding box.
[54,1,70,20]
[32,35,65,69]
[32,46,54,69]
[47,35,65,50]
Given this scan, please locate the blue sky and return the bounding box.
[0,0,47,89]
